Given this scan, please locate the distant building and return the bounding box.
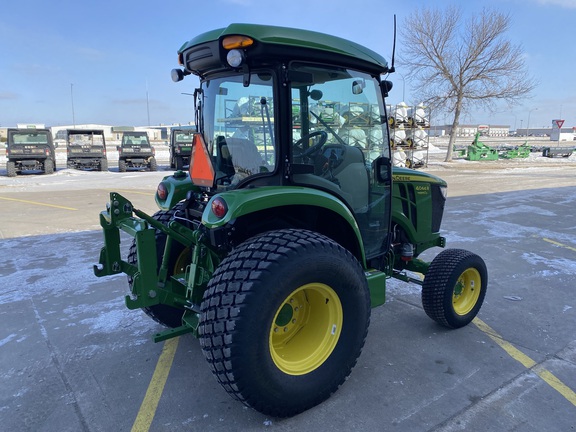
[429,124,510,137]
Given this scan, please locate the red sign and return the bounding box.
[555,119,565,129]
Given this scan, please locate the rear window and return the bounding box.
[11,132,49,144]
[123,134,149,146]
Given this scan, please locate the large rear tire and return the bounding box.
[422,248,487,328]
[7,161,17,177]
[127,203,189,328]
[175,156,184,171]
[198,229,371,417]
[44,158,55,174]
[118,159,127,172]
[149,157,158,171]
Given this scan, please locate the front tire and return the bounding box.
[198,229,371,417]
[422,249,488,328]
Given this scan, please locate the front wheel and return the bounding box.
[198,229,371,417]
[422,248,488,328]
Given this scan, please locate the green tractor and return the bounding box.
[94,24,487,417]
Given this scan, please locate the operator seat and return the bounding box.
[217,136,267,177]
[327,144,369,212]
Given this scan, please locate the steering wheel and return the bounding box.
[293,131,328,159]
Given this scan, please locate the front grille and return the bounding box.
[431,184,446,232]
[397,183,417,228]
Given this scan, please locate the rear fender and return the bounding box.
[155,171,200,210]
[202,186,367,265]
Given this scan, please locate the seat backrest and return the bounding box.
[224,137,264,175]
[332,145,369,212]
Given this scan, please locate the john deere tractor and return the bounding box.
[95,24,487,417]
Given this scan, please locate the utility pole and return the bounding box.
[70,83,76,127]
[146,80,151,126]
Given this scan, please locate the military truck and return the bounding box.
[5,128,57,177]
[66,129,108,171]
[169,127,194,169]
[117,131,157,172]
[95,24,487,417]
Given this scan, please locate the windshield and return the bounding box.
[11,132,49,145]
[68,133,104,146]
[198,73,276,187]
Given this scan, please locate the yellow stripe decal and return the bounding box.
[131,337,180,432]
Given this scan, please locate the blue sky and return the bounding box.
[1,0,575,130]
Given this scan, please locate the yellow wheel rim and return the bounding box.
[452,268,481,315]
[269,283,343,376]
[173,248,191,275]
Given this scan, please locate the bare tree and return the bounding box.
[399,6,536,161]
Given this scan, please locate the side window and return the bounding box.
[204,74,277,187]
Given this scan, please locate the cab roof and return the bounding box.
[178,23,389,75]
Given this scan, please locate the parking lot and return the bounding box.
[1,156,575,431]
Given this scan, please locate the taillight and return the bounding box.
[211,197,228,219]
[157,183,168,200]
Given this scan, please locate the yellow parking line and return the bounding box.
[473,318,576,407]
[542,237,576,253]
[131,337,180,432]
[0,196,77,211]
[113,189,156,196]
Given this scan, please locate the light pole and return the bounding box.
[70,83,76,127]
[526,108,538,137]
[146,80,151,126]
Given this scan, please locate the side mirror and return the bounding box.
[375,156,391,184]
[381,80,393,97]
[352,80,365,95]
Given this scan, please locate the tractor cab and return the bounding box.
[171,24,393,260]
